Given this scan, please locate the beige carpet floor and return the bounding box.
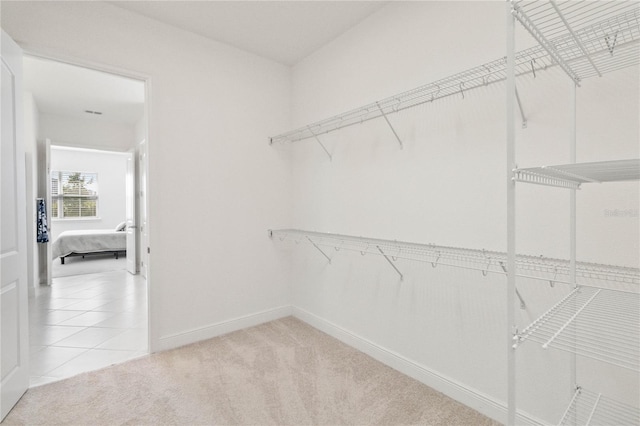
[3,317,499,425]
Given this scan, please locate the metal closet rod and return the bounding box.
[269,229,639,287]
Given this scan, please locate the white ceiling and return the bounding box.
[23,1,386,125]
[23,56,145,125]
[108,1,388,66]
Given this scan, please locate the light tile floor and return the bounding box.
[28,269,148,387]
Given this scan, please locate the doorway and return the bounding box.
[23,55,150,387]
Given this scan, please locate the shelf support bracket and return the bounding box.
[500,262,526,309]
[307,126,332,161]
[515,87,527,129]
[376,245,403,281]
[306,236,332,263]
[605,32,618,56]
[376,102,404,149]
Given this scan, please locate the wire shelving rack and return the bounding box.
[508,1,640,425]
[269,1,639,424]
[269,229,639,291]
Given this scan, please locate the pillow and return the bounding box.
[115,221,127,232]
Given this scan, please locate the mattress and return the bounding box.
[52,229,126,259]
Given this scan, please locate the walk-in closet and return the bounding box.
[2,1,638,424]
[269,1,639,424]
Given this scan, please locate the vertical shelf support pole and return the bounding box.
[569,80,578,414]
[506,2,517,425]
[376,102,404,149]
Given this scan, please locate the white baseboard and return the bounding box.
[293,307,544,426]
[157,305,293,352]
[157,304,544,425]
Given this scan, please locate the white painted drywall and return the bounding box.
[39,113,136,152]
[289,1,638,423]
[49,146,128,242]
[2,1,292,350]
[23,91,40,288]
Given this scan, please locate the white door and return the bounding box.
[1,30,29,421]
[125,153,137,274]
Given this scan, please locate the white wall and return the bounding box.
[39,113,135,152]
[49,146,127,242]
[23,91,40,288]
[2,1,292,351]
[289,1,638,424]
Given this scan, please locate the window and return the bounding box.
[51,171,99,219]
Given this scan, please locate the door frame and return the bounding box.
[125,150,137,275]
[21,47,157,353]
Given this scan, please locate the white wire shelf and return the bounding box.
[271,4,639,145]
[558,386,640,426]
[513,159,640,189]
[269,229,639,290]
[514,286,640,371]
[512,0,640,84]
[269,43,547,144]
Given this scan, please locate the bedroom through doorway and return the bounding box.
[23,55,150,387]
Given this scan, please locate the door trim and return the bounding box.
[19,45,157,354]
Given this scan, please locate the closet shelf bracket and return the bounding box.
[376,102,403,149]
[306,236,332,263]
[308,126,332,161]
[500,261,526,308]
[376,245,404,281]
[514,87,527,129]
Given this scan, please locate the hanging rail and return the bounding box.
[270,5,639,146]
[269,229,639,291]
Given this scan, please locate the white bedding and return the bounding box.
[52,229,126,259]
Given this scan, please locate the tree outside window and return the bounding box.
[51,171,99,218]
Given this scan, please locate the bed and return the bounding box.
[52,224,127,264]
